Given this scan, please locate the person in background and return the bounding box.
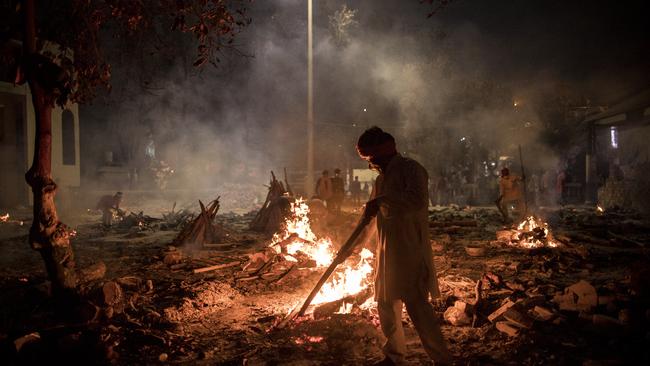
[330,168,345,213]
[556,168,567,205]
[349,175,362,206]
[315,170,333,205]
[362,181,370,200]
[496,167,525,222]
[96,192,124,227]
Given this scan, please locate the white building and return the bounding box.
[0,81,81,207]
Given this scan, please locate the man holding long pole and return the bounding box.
[357,127,452,366]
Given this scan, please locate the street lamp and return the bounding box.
[306,0,315,197]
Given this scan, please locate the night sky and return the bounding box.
[333,0,650,101]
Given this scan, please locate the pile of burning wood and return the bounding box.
[241,198,375,315]
[496,216,559,248]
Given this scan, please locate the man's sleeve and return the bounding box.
[380,161,429,212]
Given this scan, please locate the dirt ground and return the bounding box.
[1,195,650,365]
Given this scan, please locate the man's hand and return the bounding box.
[363,197,381,218]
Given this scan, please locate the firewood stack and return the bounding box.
[173,197,227,246]
[250,171,291,233]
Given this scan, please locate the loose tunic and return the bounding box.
[371,155,440,302]
[316,176,333,200]
[499,174,523,202]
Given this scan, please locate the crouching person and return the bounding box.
[96,192,123,227]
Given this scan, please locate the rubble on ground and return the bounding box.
[1,204,649,365]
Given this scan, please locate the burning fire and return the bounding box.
[312,248,374,305]
[270,199,375,310]
[596,205,605,214]
[271,199,334,267]
[0,213,24,226]
[511,216,559,249]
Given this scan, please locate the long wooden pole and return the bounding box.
[276,213,373,329]
[297,214,372,316]
[518,145,528,215]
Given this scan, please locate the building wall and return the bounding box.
[0,81,80,207]
[618,124,650,167]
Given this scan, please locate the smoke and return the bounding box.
[81,0,630,211]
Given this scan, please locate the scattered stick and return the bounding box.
[607,231,646,247]
[272,265,297,284]
[193,261,241,274]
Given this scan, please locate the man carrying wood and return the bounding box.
[357,127,452,366]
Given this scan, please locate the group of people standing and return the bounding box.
[314,169,371,211]
[315,168,346,213]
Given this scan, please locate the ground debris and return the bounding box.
[553,280,598,312]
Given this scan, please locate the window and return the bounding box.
[62,109,76,165]
[610,126,618,149]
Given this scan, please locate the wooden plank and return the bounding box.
[193,261,241,274]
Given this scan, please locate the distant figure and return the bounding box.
[429,174,440,206]
[541,169,556,205]
[496,168,525,222]
[362,181,370,200]
[529,173,541,208]
[315,170,333,203]
[144,133,156,163]
[438,174,449,205]
[349,176,362,206]
[96,192,123,227]
[330,168,345,213]
[556,168,567,205]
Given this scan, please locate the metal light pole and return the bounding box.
[306,0,315,197]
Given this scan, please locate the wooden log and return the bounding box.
[607,231,646,247]
[193,261,241,274]
[236,275,260,282]
[313,287,373,318]
[273,265,297,284]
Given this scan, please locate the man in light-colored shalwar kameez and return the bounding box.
[357,127,452,366]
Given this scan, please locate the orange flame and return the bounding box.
[511,216,559,248]
[270,199,375,311]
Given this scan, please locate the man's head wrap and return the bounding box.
[356,126,397,160]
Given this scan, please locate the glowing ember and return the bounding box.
[511,216,559,248]
[0,213,9,222]
[270,198,375,311]
[293,335,324,344]
[596,205,605,214]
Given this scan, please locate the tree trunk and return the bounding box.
[22,0,78,296]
